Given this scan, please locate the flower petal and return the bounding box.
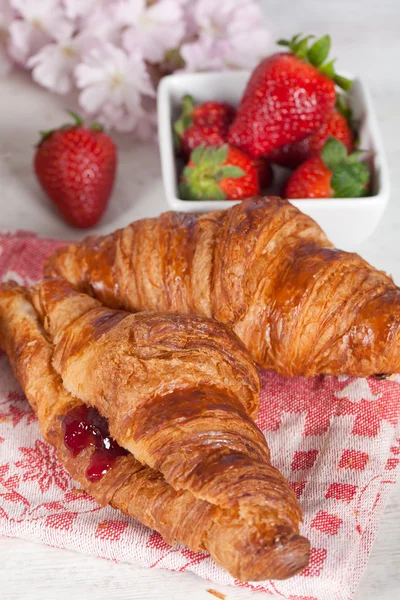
[79,82,111,113]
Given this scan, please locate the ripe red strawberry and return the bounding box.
[228,34,352,158]
[269,109,354,168]
[252,156,274,189]
[34,112,117,228]
[179,144,259,201]
[174,95,235,159]
[284,137,371,199]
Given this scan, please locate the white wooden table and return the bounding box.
[1,1,400,598]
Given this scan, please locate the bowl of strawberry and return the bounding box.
[158,34,389,248]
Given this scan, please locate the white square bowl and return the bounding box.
[157,71,390,250]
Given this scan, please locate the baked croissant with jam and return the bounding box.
[46,196,400,378]
[0,278,310,581]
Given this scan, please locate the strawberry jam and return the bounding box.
[62,405,128,481]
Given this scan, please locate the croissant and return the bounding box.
[46,196,400,378]
[0,279,310,581]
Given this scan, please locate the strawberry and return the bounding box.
[284,137,371,199]
[269,108,354,168]
[174,95,235,159]
[228,34,352,158]
[179,144,259,201]
[34,112,117,228]
[252,157,274,189]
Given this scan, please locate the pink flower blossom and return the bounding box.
[181,0,270,71]
[75,42,155,132]
[9,0,73,64]
[63,0,97,20]
[180,36,223,72]
[78,1,126,46]
[0,0,269,136]
[28,34,89,94]
[121,0,185,63]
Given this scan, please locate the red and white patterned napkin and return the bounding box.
[0,231,399,600]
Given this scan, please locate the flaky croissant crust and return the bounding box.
[46,196,400,377]
[0,280,310,581]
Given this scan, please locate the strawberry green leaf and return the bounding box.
[333,74,353,92]
[173,114,193,137]
[173,128,181,150]
[190,145,229,170]
[90,122,103,132]
[200,146,215,168]
[183,115,192,129]
[218,165,245,179]
[321,137,348,171]
[308,35,331,67]
[278,33,353,90]
[182,166,195,178]
[181,144,235,200]
[39,129,56,142]
[346,151,364,164]
[336,93,352,121]
[331,162,371,198]
[320,136,372,197]
[179,177,225,200]
[205,184,226,200]
[319,59,336,79]
[294,35,314,59]
[181,94,195,114]
[66,110,84,126]
[39,110,85,144]
[173,95,195,139]
[190,145,204,166]
[336,93,359,140]
[173,121,183,138]
[179,181,192,199]
[211,145,229,166]
[278,33,304,50]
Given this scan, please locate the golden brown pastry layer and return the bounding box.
[46,196,400,377]
[0,280,310,581]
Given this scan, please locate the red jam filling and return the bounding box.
[62,405,128,482]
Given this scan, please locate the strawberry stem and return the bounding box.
[66,110,84,126]
[37,111,88,146]
[277,33,352,91]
